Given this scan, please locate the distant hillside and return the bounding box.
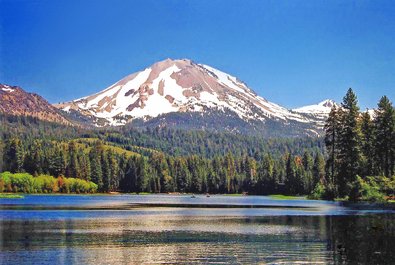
[0,84,72,125]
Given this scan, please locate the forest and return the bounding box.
[0,89,393,201]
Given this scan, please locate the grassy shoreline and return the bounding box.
[0,192,306,199]
[268,194,307,200]
[0,193,25,199]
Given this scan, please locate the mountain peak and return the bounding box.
[56,59,313,126]
[292,99,338,116]
[318,99,336,108]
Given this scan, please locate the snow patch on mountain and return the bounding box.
[1,85,15,93]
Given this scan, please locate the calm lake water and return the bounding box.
[0,194,394,264]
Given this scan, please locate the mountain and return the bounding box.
[292,99,337,126]
[293,99,336,115]
[0,84,71,125]
[55,58,331,136]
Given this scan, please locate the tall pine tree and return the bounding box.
[324,105,340,197]
[337,88,362,197]
[373,96,395,177]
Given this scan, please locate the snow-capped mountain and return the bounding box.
[56,58,315,127]
[293,99,336,115]
[292,99,338,127]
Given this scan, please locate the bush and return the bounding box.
[0,172,97,194]
[349,176,386,202]
[308,182,326,200]
[308,182,336,200]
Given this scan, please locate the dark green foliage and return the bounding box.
[324,105,340,195]
[322,89,394,201]
[349,176,385,202]
[337,88,362,197]
[312,153,325,189]
[4,138,24,173]
[360,111,374,176]
[373,96,395,177]
[89,142,103,190]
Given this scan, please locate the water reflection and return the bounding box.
[0,195,394,264]
[1,214,394,264]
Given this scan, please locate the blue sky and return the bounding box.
[1,0,394,109]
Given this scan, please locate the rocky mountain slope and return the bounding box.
[0,84,71,125]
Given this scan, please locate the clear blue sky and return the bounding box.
[1,0,394,109]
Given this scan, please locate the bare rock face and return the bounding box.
[0,84,71,125]
[54,58,328,131]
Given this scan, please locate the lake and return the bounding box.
[0,194,394,264]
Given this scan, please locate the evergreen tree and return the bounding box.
[285,154,296,194]
[89,142,103,190]
[124,156,147,192]
[302,151,314,192]
[324,105,340,196]
[4,138,24,173]
[373,96,395,177]
[210,156,225,193]
[224,152,236,193]
[101,152,111,192]
[243,156,257,192]
[360,111,374,177]
[108,151,120,191]
[337,88,362,197]
[66,142,80,178]
[312,153,325,188]
[174,157,191,192]
[257,153,275,194]
[24,140,44,175]
[188,155,205,193]
[79,150,91,181]
[50,147,66,177]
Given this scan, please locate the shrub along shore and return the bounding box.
[0,172,97,194]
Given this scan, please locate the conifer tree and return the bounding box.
[285,154,296,194]
[302,151,314,192]
[89,141,103,190]
[24,140,44,175]
[4,138,24,173]
[337,88,362,197]
[66,141,80,178]
[312,153,325,188]
[360,111,374,177]
[324,105,340,196]
[224,152,236,193]
[257,153,275,194]
[101,152,111,192]
[79,150,91,181]
[373,96,394,177]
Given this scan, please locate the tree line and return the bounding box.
[320,88,394,201]
[0,136,325,195]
